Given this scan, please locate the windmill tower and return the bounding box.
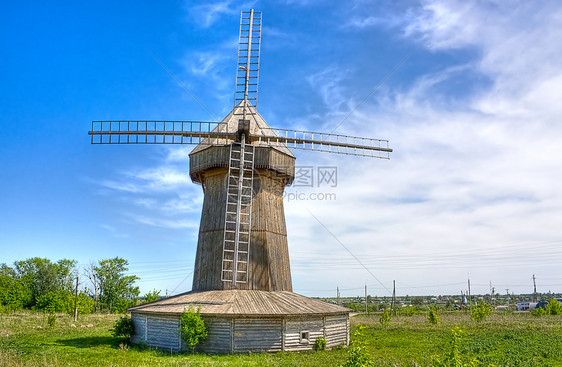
[90,10,391,353]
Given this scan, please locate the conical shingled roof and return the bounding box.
[189,101,295,158]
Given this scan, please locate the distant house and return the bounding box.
[516,302,538,311]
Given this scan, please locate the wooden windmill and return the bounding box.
[90,10,392,353]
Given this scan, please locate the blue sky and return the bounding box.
[1,0,562,298]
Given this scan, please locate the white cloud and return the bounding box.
[185,1,240,28]
[282,0,562,295]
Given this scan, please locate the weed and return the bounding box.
[427,306,441,325]
[379,308,392,325]
[341,325,373,367]
[46,313,56,328]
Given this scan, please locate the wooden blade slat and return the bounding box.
[88,120,236,144]
[251,128,392,159]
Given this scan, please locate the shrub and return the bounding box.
[545,299,561,315]
[180,305,207,351]
[427,306,440,324]
[112,316,134,339]
[35,291,72,313]
[400,306,418,316]
[531,307,546,317]
[313,336,327,351]
[76,292,94,315]
[342,325,373,367]
[379,308,392,325]
[470,301,492,322]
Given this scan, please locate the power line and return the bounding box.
[305,207,392,294]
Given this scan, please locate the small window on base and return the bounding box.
[300,331,310,344]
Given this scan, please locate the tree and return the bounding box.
[143,289,161,304]
[94,257,139,313]
[0,264,30,311]
[12,258,76,309]
[84,261,101,312]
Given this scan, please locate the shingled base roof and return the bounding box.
[129,290,350,317]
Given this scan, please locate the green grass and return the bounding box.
[0,311,561,366]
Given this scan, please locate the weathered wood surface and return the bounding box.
[325,314,349,347]
[130,313,146,345]
[190,146,295,184]
[284,317,324,351]
[131,311,350,353]
[130,290,350,316]
[189,102,295,158]
[191,162,294,292]
[146,315,181,350]
[233,318,283,352]
[197,317,231,354]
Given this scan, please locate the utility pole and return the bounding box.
[73,274,79,322]
[468,276,472,311]
[489,280,493,304]
[506,288,510,310]
[392,280,397,316]
[533,274,537,302]
[337,287,341,306]
[364,285,368,314]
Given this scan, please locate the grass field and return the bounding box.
[0,311,561,366]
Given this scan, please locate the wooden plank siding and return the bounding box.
[130,313,146,345]
[145,315,181,350]
[233,318,283,353]
[284,317,324,351]
[197,317,231,354]
[325,315,349,347]
[131,311,349,353]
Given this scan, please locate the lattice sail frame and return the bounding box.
[88,121,391,159]
[234,10,261,108]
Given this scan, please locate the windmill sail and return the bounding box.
[234,10,261,109]
[88,8,392,292]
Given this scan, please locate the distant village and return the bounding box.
[323,292,562,313]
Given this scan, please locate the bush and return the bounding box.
[400,306,419,316]
[531,307,546,317]
[545,299,561,315]
[470,301,492,322]
[427,306,440,324]
[313,336,327,351]
[35,291,72,313]
[112,316,134,339]
[380,308,392,325]
[180,305,207,351]
[76,292,94,315]
[342,325,373,367]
